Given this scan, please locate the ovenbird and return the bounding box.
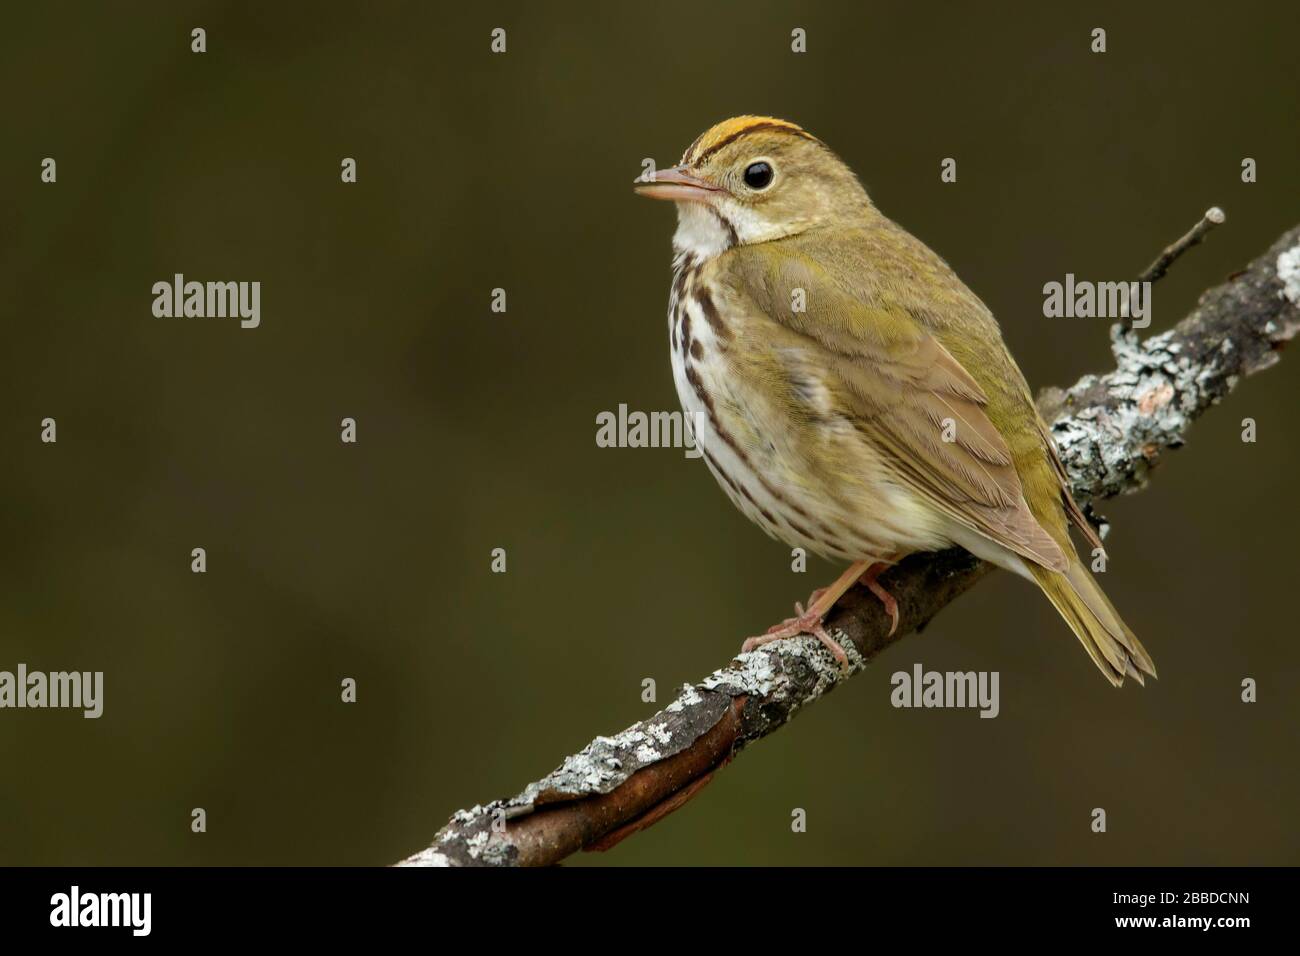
[634,115,1156,686]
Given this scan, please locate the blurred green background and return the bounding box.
[2,0,1297,866]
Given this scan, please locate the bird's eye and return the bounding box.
[743,161,774,190]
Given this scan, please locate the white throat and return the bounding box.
[672,202,734,261]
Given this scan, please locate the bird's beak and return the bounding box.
[633,165,723,203]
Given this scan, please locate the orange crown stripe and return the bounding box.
[681,116,816,165]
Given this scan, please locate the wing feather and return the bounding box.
[721,235,1070,572]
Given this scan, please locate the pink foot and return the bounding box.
[742,600,850,671]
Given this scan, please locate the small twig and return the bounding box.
[1139,206,1227,284]
[1119,206,1226,335]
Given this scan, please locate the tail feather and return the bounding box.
[1028,559,1157,687]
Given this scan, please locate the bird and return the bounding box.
[633,115,1156,687]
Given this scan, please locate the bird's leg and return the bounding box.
[742,560,870,669]
[859,561,900,637]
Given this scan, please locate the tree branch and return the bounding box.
[400,218,1300,867]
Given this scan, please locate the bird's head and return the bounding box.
[634,116,871,258]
